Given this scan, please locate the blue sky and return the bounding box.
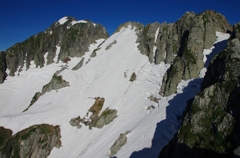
[0,0,240,51]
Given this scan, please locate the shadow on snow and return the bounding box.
[129,78,203,158]
[128,36,229,158]
[204,39,228,67]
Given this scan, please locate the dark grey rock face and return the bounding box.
[159,22,240,158]
[132,10,231,96]
[159,10,232,96]
[136,22,161,63]
[2,17,108,80]
[154,23,177,65]
[0,124,61,158]
[58,21,108,61]
[0,52,7,83]
[161,56,183,96]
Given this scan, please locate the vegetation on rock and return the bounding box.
[0,124,61,158]
[159,21,240,158]
[159,10,232,96]
[69,97,118,129]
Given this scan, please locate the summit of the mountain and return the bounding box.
[0,17,108,80]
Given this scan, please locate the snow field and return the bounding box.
[57,17,68,25]
[0,26,230,158]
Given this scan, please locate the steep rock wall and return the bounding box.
[159,22,240,158]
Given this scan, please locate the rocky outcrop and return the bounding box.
[41,74,69,94]
[114,21,144,34]
[201,22,240,90]
[159,10,232,96]
[58,20,108,60]
[136,22,160,63]
[0,51,7,83]
[129,72,137,82]
[105,40,117,50]
[90,108,118,129]
[0,127,12,148]
[90,48,100,58]
[109,131,131,157]
[3,17,108,79]
[69,97,118,129]
[128,10,231,96]
[23,74,69,112]
[69,116,82,129]
[72,57,85,70]
[154,22,178,65]
[161,56,183,96]
[0,124,61,158]
[159,22,240,158]
[231,22,240,40]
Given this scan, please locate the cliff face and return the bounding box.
[159,22,240,158]
[58,20,108,60]
[0,52,7,83]
[159,10,232,96]
[1,17,108,79]
[135,10,231,96]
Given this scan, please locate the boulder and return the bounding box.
[129,72,137,82]
[110,131,130,156]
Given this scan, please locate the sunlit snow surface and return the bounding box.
[57,17,68,25]
[67,20,96,29]
[153,27,160,58]
[0,27,230,157]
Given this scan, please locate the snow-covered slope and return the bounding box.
[0,25,230,158]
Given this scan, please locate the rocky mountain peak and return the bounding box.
[199,10,232,33]
[114,21,144,33]
[0,17,108,81]
[44,16,76,34]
